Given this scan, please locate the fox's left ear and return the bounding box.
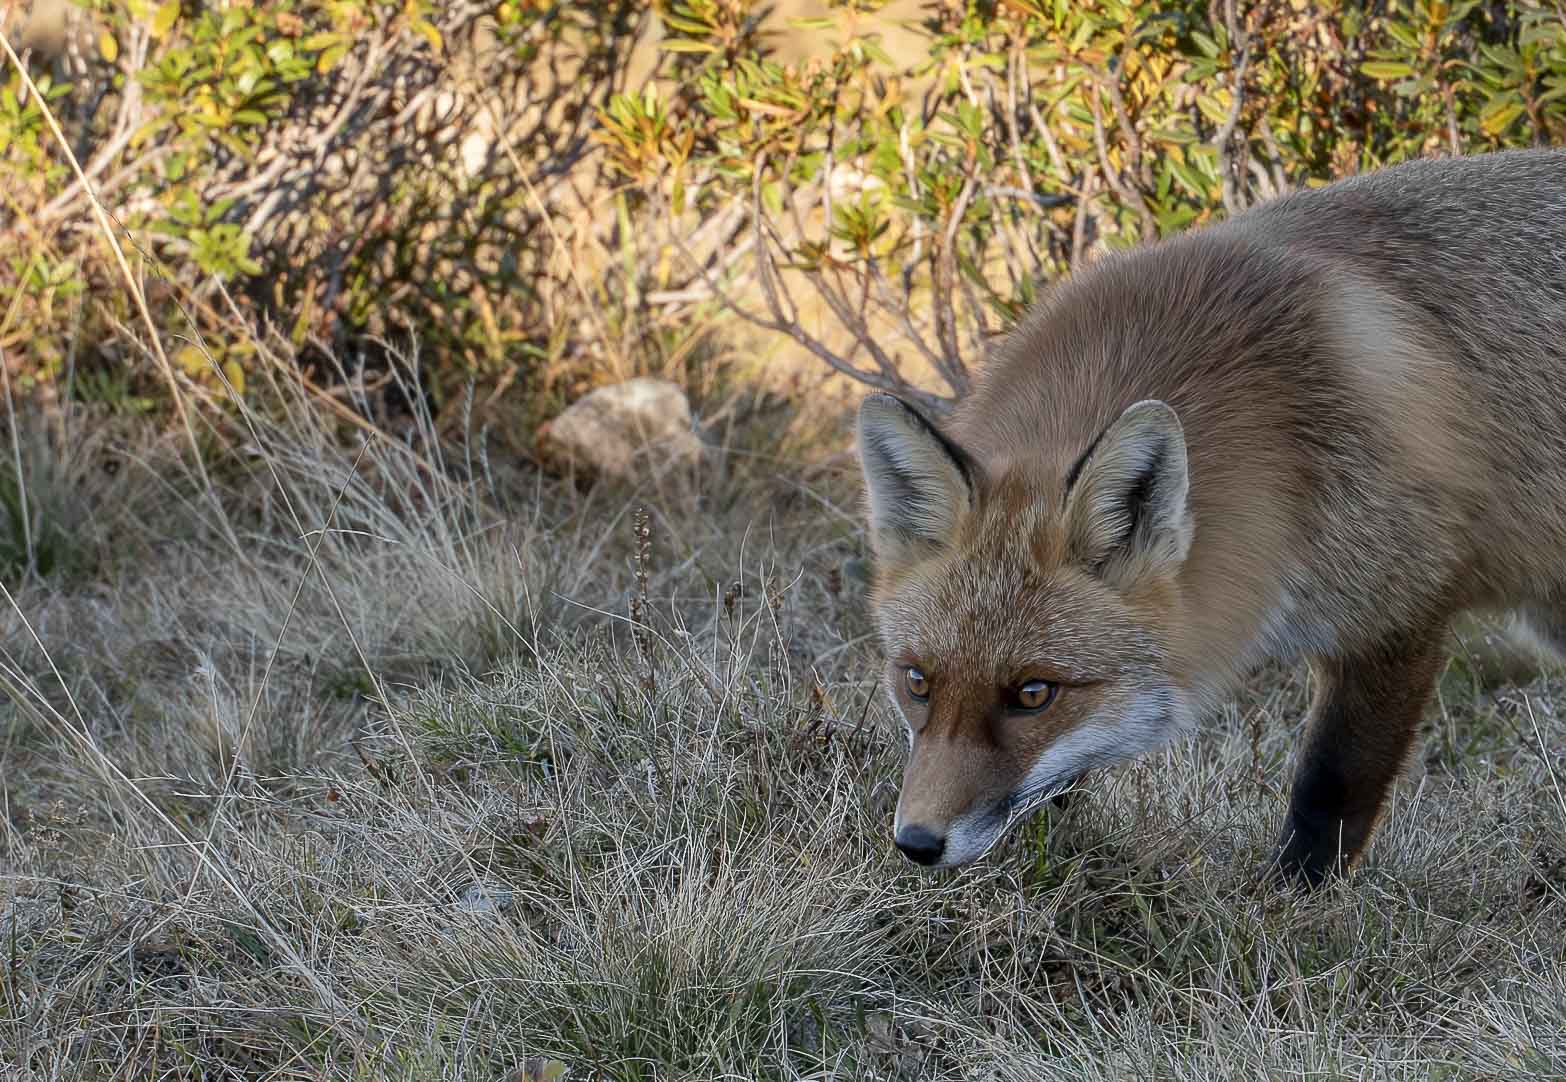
[856,393,976,564]
[1063,399,1193,585]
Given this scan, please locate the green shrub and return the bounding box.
[2,0,1562,420]
[2,0,683,418]
[600,0,1566,411]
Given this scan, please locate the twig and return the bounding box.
[932,169,978,394]
[1101,66,1153,191]
[1072,170,1098,268]
[1256,113,1289,196]
[763,147,958,405]
[748,170,950,411]
[36,23,150,224]
[464,71,628,379]
[985,185,1073,208]
[661,190,930,407]
[0,340,32,576]
[1214,0,1255,216]
[1089,82,1157,237]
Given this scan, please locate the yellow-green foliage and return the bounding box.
[599,0,1566,408]
[2,0,1562,415]
[2,0,660,413]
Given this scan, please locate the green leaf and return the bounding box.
[1478,98,1525,137]
[299,32,345,51]
[1383,21,1422,51]
[862,38,894,66]
[1168,159,1209,199]
[1195,92,1230,125]
[151,0,180,38]
[1391,76,1435,98]
[174,345,207,377]
[317,43,349,73]
[412,19,443,54]
[1477,43,1522,75]
[514,1059,570,1082]
[662,14,715,34]
[660,39,719,54]
[1361,61,1416,79]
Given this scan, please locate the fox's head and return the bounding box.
[856,392,1199,869]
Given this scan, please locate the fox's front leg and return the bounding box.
[1268,631,1447,888]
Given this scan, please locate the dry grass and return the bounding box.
[3,342,1565,1080]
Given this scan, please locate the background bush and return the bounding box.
[2,0,1563,421]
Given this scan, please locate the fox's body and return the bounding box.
[856,148,1566,885]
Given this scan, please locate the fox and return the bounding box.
[855,147,1566,888]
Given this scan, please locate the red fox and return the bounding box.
[856,148,1566,887]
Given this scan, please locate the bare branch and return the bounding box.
[1072,169,1099,268]
[1215,0,1255,216]
[659,161,949,413]
[1100,66,1153,191]
[1089,84,1157,238]
[1256,113,1290,196]
[931,169,978,396]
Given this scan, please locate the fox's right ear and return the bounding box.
[856,393,975,563]
[1061,398,1192,586]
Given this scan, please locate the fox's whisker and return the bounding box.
[1004,777,1077,824]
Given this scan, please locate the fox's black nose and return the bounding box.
[895,825,945,866]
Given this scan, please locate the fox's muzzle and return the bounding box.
[893,762,1088,869]
[893,824,945,865]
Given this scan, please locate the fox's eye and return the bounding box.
[1012,680,1058,712]
[905,667,929,701]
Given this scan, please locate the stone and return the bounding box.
[535,377,705,486]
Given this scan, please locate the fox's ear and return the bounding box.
[856,393,975,562]
[1063,399,1192,584]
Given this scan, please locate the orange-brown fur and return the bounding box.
[856,148,1566,886]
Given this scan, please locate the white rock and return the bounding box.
[536,377,705,485]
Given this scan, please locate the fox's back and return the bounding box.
[958,148,1566,456]
[1237,148,1566,379]
[1240,150,1566,565]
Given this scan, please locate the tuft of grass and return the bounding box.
[0,403,155,585]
